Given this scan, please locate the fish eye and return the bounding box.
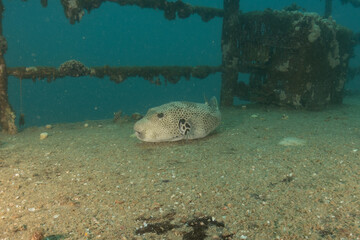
[157,113,164,118]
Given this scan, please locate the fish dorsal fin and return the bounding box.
[208,96,218,111]
[203,94,208,104]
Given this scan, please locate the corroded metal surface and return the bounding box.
[0,1,16,134]
[57,0,224,24]
[7,64,222,85]
[220,0,240,106]
[234,10,355,109]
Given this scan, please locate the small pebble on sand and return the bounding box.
[39,132,48,140]
[30,228,44,240]
[84,123,89,128]
[45,124,52,129]
[279,137,306,146]
[281,114,289,120]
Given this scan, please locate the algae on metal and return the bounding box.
[58,0,224,24]
[7,63,222,86]
[0,1,16,134]
[233,9,355,109]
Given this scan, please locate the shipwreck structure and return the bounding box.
[0,0,359,134]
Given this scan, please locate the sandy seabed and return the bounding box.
[0,97,359,240]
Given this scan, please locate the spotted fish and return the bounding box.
[134,97,221,142]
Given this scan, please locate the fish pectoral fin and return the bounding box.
[178,118,192,136]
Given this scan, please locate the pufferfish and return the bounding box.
[134,97,221,142]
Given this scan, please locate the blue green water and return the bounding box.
[4,0,360,126]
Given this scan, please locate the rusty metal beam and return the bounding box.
[7,63,222,85]
[220,0,240,106]
[340,0,360,7]
[0,0,17,134]
[324,0,333,18]
[55,0,224,24]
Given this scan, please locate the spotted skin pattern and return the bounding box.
[134,97,221,142]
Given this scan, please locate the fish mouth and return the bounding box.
[135,131,143,140]
[133,122,144,140]
[135,131,157,142]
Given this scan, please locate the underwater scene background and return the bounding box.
[1,1,360,239]
[4,0,360,126]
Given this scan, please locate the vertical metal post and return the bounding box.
[220,0,240,106]
[324,0,332,18]
[0,0,17,134]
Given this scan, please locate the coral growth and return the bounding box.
[58,60,90,77]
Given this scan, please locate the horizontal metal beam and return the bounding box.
[55,0,224,24]
[7,63,222,85]
[340,0,360,7]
